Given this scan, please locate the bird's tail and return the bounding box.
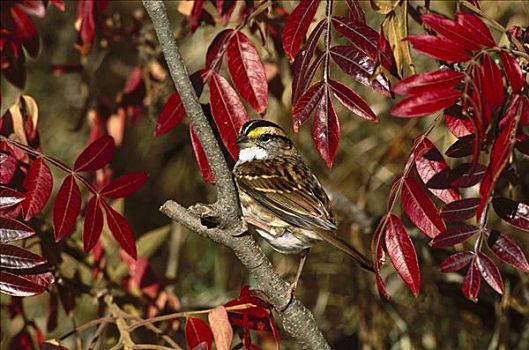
[318,230,375,272]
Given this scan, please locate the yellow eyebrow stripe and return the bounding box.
[248,129,264,137]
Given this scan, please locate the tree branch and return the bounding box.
[143,1,331,349]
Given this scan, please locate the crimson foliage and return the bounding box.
[373,11,528,301]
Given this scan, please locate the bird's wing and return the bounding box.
[234,159,336,231]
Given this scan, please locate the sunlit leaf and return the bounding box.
[384,214,420,296]
[227,31,268,114]
[407,35,471,63]
[209,72,249,160]
[492,197,529,232]
[462,257,480,302]
[476,253,504,294]
[208,306,233,350]
[185,317,213,350]
[401,176,446,238]
[22,157,52,221]
[486,230,529,271]
[0,217,35,242]
[0,243,46,269]
[313,90,339,167]
[414,137,460,204]
[283,0,320,60]
[391,88,460,118]
[392,70,464,96]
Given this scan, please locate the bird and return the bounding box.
[233,119,374,295]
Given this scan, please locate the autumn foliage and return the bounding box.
[1,0,528,349]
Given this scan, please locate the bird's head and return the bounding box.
[236,120,295,162]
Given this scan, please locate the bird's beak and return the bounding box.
[236,134,249,146]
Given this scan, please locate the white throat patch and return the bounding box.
[238,146,268,162]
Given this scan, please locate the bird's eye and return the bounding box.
[261,134,271,142]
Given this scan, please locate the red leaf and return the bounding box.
[49,0,65,11]
[0,186,24,209]
[476,252,504,294]
[0,271,45,297]
[76,0,95,45]
[345,0,366,23]
[293,80,325,131]
[282,0,320,60]
[100,172,148,199]
[421,13,482,51]
[481,53,505,111]
[16,0,46,17]
[53,175,82,241]
[10,6,40,58]
[401,176,446,238]
[376,273,389,300]
[407,35,471,63]
[414,137,460,204]
[0,217,35,242]
[189,0,205,32]
[392,70,464,96]
[154,70,206,136]
[478,96,520,219]
[449,163,487,188]
[216,0,236,26]
[445,135,474,158]
[154,92,184,136]
[462,257,481,302]
[190,125,215,184]
[20,272,54,289]
[83,196,103,254]
[440,198,480,222]
[0,243,47,269]
[292,20,325,104]
[74,135,115,172]
[454,12,495,48]
[22,157,52,221]
[0,152,17,184]
[185,317,213,350]
[227,31,268,114]
[486,230,529,272]
[499,50,525,93]
[102,204,137,259]
[384,214,420,296]
[208,306,233,350]
[329,45,390,96]
[520,95,529,126]
[440,251,473,272]
[445,105,473,137]
[391,88,460,118]
[331,16,394,71]
[313,90,339,167]
[209,72,249,160]
[206,29,234,70]
[329,79,377,121]
[492,197,529,232]
[430,224,480,248]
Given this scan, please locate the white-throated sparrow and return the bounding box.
[234,119,374,292]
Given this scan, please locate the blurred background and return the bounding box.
[1,1,528,349]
